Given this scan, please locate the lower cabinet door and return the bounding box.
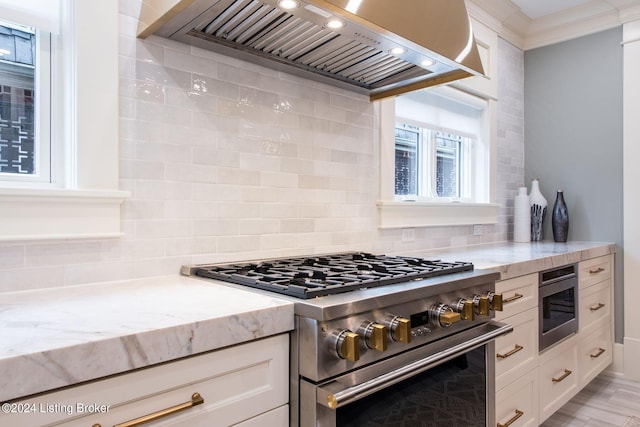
[538,335,579,423]
[578,321,612,388]
[496,368,538,427]
[494,308,538,391]
[3,335,289,427]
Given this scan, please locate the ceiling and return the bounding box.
[469,0,640,49]
[510,0,593,19]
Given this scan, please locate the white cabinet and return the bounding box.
[578,321,612,388]
[493,273,539,425]
[538,334,579,422]
[496,368,538,427]
[495,307,538,391]
[579,255,612,289]
[494,273,538,323]
[493,254,614,426]
[1,334,289,427]
[577,254,614,389]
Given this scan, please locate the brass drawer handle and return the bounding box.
[590,302,605,311]
[590,347,606,358]
[589,267,605,274]
[503,293,523,304]
[552,369,572,383]
[113,392,204,427]
[497,409,524,427]
[497,344,524,359]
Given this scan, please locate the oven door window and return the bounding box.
[336,347,486,427]
[542,287,575,333]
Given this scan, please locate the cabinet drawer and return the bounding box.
[495,273,537,321]
[539,335,579,423]
[495,308,538,390]
[579,255,612,289]
[233,405,288,427]
[496,368,538,427]
[579,322,612,388]
[579,279,611,333]
[2,335,289,427]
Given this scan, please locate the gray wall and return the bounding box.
[524,27,624,341]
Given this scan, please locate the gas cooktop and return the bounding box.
[191,252,474,299]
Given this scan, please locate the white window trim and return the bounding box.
[377,94,499,229]
[0,0,129,241]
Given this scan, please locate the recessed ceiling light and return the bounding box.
[277,0,300,10]
[389,47,405,55]
[326,18,345,29]
[421,58,435,67]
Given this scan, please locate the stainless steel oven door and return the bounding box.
[299,321,512,427]
[539,266,578,352]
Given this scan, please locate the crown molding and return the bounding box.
[468,0,640,50]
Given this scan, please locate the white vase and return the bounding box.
[514,187,531,242]
[530,179,547,241]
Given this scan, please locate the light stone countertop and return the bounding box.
[0,241,615,403]
[400,241,616,279]
[0,275,294,402]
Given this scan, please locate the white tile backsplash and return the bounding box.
[0,1,524,292]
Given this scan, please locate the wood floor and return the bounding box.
[541,373,640,426]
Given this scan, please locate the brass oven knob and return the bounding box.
[473,295,490,316]
[388,316,412,344]
[335,331,360,362]
[361,322,388,351]
[487,291,504,311]
[453,298,475,321]
[430,303,461,327]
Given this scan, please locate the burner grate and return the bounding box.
[194,252,473,299]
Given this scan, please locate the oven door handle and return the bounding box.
[317,321,513,410]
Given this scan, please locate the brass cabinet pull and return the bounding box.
[589,267,605,274]
[590,302,605,311]
[590,347,606,358]
[113,393,204,427]
[552,369,572,383]
[503,293,523,304]
[497,409,524,427]
[497,344,524,359]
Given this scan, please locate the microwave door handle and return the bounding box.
[317,321,513,410]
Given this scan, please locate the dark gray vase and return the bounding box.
[552,190,569,242]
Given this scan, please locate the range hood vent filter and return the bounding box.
[187,0,426,88]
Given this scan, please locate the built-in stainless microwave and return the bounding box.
[539,264,579,352]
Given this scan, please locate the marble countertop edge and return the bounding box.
[0,275,294,402]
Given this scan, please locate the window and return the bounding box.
[0,0,127,241]
[394,124,471,200]
[0,20,51,183]
[377,84,499,228]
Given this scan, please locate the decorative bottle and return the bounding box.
[513,187,531,242]
[552,190,569,242]
[529,179,547,241]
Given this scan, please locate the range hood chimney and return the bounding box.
[138,0,484,101]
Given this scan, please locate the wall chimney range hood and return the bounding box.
[138,0,485,100]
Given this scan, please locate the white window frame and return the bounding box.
[377,90,499,229]
[0,0,128,241]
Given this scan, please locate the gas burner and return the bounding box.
[193,252,474,299]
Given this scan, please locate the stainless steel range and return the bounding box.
[182,252,512,427]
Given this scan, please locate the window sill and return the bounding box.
[377,201,500,229]
[0,188,130,241]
